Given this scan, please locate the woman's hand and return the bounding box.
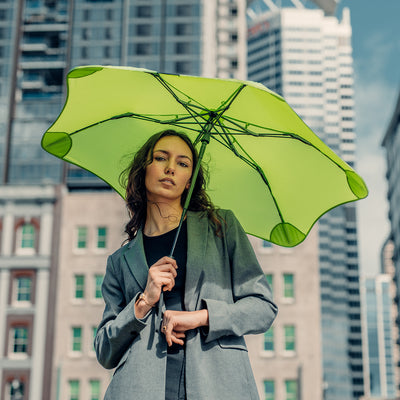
[144,256,178,304]
[162,310,209,347]
[135,256,177,319]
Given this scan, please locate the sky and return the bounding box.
[336,0,399,276]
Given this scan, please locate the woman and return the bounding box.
[95,129,277,400]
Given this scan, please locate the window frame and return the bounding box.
[283,273,295,302]
[76,226,88,250]
[71,326,83,354]
[9,325,29,359]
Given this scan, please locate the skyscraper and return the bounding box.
[382,89,400,396]
[247,1,364,398]
[362,275,397,399]
[2,0,69,184]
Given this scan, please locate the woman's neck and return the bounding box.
[144,201,184,236]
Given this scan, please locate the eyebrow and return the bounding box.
[154,149,192,162]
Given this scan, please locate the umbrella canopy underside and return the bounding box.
[42,66,368,247]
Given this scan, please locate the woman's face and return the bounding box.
[145,135,193,204]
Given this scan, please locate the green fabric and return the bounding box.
[41,65,368,247]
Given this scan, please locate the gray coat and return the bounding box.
[95,209,277,400]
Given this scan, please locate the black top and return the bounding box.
[143,220,187,399]
[143,219,187,313]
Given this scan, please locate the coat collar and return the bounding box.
[122,211,209,310]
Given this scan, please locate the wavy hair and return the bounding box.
[119,129,222,241]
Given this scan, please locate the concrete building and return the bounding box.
[382,89,400,396]
[246,228,322,400]
[247,1,364,398]
[0,185,57,400]
[50,190,126,400]
[362,274,397,399]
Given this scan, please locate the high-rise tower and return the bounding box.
[247,1,364,398]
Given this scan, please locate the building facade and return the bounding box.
[50,190,126,400]
[247,2,364,399]
[0,185,57,400]
[246,228,323,400]
[382,90,400,396]
[362,274,397,399]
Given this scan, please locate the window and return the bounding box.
[90,380,100,400]
[136,43,152,55]
[105,27,112,40]
[97,227,107,249]
[82,28,89,40]
[94,275,103,299]
[81,47,88,59]
[175,24,193,36]
[283,274,294,299]
[103,46,111,58]
[74,275,85,299]
[175,42,191,55]
[285,380,297,400]
[176,5,192,16]
[263,327,274,352]
[11,326,28,356]
[20,223,35,250]
[136,6,152,17]
[69,380,80,400]
[16,276,32,303]
[105,8,113,21]
[229,6,238,16]
[76,226,87,249]
[264,380,275,400]
[262,240,273,249]
[72,327,82,352]
[284,325,296,352]
[83,9,90,21]
[136,24,151,36]
[8,380,25,399]
[175,61,190,74]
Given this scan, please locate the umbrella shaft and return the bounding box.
[169,131,210,257]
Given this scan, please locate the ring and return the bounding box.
[162,325,167,332]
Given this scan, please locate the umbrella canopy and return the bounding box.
[41,65,368,247]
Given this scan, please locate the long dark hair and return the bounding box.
[120,129,222,241]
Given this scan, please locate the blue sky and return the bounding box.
[337,0,399,276]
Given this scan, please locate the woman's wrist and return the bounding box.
[135,292,155,319]
[196,309,209,327]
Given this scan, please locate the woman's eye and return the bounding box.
[154,156,166,161]
[179,162,189,168]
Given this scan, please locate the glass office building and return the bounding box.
[363,276,397,398]
[248,2,364,399]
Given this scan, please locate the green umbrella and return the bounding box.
[41,65,368,248]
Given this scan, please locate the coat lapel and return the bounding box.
[184,211,209,311]
[123,229,148,291]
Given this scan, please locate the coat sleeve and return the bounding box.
[94,254,149,369]
[202,209,278,343]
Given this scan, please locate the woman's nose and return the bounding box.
[165,165,175,175]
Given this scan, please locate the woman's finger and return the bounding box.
[152,256,177,269]
[149,263,177,278]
